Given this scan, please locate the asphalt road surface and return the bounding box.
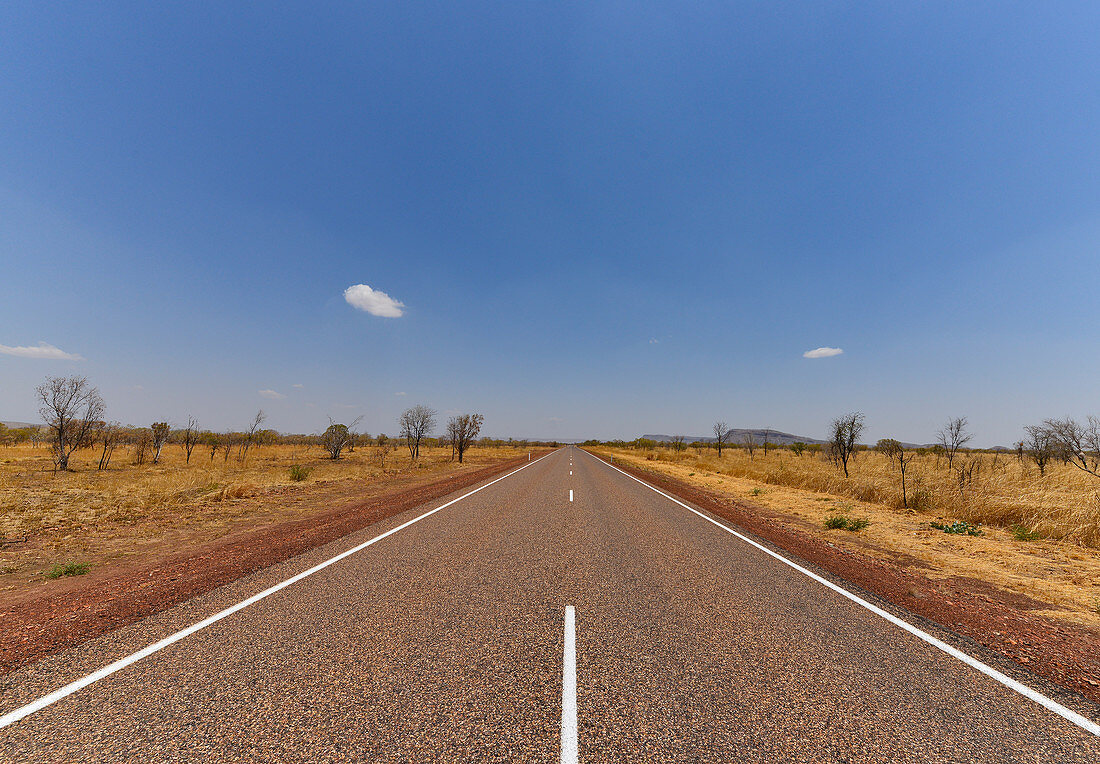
[2,447,1098,762]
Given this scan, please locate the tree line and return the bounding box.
[10,375,510,471]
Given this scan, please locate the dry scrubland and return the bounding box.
[0,442,527,594]
[597,446,1100,628]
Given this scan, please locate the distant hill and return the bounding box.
[643,429,828,446]
[1,421,42,429]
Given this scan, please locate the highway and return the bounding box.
[2,446,1098,761]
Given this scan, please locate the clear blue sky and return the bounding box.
[2,2,1099,445]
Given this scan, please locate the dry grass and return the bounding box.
[629,446,1100,546]
[598,447,1100,629]
[0,442,526,593]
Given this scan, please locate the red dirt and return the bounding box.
[596,453,1100,705]
[0,453,544,675]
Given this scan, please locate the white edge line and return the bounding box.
[561,604,578,764]
[0,451,557,729]
[581,449,1100,738]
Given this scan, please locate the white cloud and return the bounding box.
[258,389,286,400]
[803,347,844,359]
[0,342,84,360]
[548,416,564,422]
[344,284,406,317]
[292,383,304,389]
[649,338,659,344]
[394,391,407,396]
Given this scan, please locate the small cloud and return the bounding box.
[292,383,304,389]
[394,391,407,396]
[649,338,659,344]
[803,347,844,359]
[548,416,564,423]
[344,284,406,318]
[0,342,84,361]
[258,389,286,400]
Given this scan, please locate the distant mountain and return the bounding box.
[1,421,41,429]
[643,429,828,446]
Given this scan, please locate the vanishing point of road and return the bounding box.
[2,447,1098,761]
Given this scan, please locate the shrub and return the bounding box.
[45,562,90,579]
[750,487,765,496]
[1011,524,1043,541]
[931,520,983,536]
[824,515,870,531]
[289,464,313,482]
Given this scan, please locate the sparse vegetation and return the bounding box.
[824,515,870,531]
[931,520,983,536]
[289,464,313,481]
[44,562,90,579]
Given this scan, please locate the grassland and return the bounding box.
[594,446,1100,629]
[0,442,528,597]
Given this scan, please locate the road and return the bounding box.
[2,446,1098,761]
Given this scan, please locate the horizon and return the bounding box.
[4,3,1100,447]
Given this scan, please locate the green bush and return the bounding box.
[750,487,765,496]
[824,515,870,531]
[45,562,90,579]
[1011,524,1042,541]
[931,520,983,536]
[289,464,313,482]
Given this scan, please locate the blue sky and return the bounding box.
[2,2,1099,445]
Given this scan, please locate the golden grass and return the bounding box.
[0,442,526,592]
[597,447,1100,629]
[629,446,1100,546]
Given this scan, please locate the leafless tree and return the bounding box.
[399,405,436,460]
[829,412,865,478]
[36,375,105,470]
[180,416,200,464]
[374,445,388,469]
[936,417,972,469]
[671,435,686,452]
[762,428,772,457]
[151,422,171,464]
[98,421,122,470]
[238,410,266,462]
[447,413,484,463]
[1042,417,1100,478]
[742,431,757,459]
[1023,424,1055,476]
[713,421,730,457]
[132,428,152,465]
[876,438,914,508]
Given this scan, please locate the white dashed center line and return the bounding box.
[561,605,578,764]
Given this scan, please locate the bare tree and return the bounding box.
[36,375,105,470]
[762,428,772,457]
[712,421,730,457]
[180,415,200,464]
[399,405,437,460]
[876,438,915,508]
[447,413,484,463]
[98,421,122,470]
[936,417,972,469]
[671,435,686,452]
[151,422,171,464]
[1042,417,1100,479]
[238,410,266,461]
[1023,424,1055,476]
[742,431,757,459]
[829,412,865,478]
[132,428,152,465]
